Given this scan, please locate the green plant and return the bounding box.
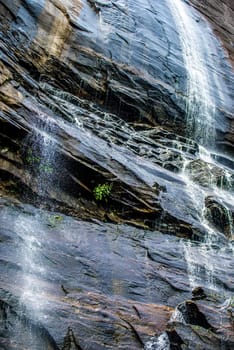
[93,183,112,202]
[48,214,63,227]
[39,164,53,174]
[26,148,41,164]
[25,148,53,174]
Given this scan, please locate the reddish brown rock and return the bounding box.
[190,0,234,65]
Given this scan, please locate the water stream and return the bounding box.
[11,112,58,348]
[167,0,217,146]
[166,0,234,297]
[145,333,170,350]
[146,2,234,347]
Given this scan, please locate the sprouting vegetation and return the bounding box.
[48,214,63,227]
[93,183,112,202]
[25,148,53,174]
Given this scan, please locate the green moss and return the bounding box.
[93,183,112,202]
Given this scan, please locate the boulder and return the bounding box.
[205,196,234,239]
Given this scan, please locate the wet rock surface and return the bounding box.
[0,199,234,349]
[0,0,233,232]
[0,0,234,349]
[0,299,59,350]
[185,159,234,190]
[190,0,234,65]
[205,196,234,239]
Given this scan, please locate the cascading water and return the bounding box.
[11,111,58,348]
[144,333,170,350]
[146,6,233,346]
[167,0,234,294]
[167,0,216,146]
[25,112,57,199]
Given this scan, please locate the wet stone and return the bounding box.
[191,287,207,300]
[205,196,234,239]
[185,159,234,190]
[177,301,212,329]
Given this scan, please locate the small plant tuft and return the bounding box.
[25,148,53,174]
[93,183,112,202]
[48,214,63,227]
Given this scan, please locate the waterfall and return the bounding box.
[15,216,46,318]
[167,0,234,294]
[25,111,57,199]
[168,0,217,146]
[14,111,58,335]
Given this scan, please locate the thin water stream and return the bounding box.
[11,112,58,348]
[167,0,217,147]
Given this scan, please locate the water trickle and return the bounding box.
[14,111,59,342]
[144,333,170,350]
[25,111,58,200]
[170,307,185,324]
[15,215,46,319]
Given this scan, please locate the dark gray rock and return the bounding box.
[205,196,234,239]
[0,199,233,349]
[0,0,233,236]
[0,299,59,350]
[0,1,234,349]
[190,0,234,65]
[177,300,212,329]
[185,159,234,190]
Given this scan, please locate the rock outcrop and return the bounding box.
[190,0,234,65]
[0,199,233,349]
[0,0,234,349]
[0,0,233,234]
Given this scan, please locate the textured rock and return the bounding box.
[0,1,234,349]
[185,158,234,190]
[0,79,211,237]
[0,199,178,349]
[0,0,233,147]
[0,0,233,234]
[176,300,212,329]
[205,196,234,239]
[0,199,233,349]
[190,0,234,65]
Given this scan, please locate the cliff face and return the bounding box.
[0,0,233,225]
[190,0,234,65]
[0,0,233,143]
[0,0,234,349]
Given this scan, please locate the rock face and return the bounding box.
[0,0,233,233]
[0,0,234,349]
[190,0,234,65]
[0,200,233,349]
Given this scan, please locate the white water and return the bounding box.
[167,0,234,294]
[167,0,216,146]
[26,111,57,199]
[15,215,47,319]
[144,333,170,350]
[15,112,58,325]
[170,307,185,324]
